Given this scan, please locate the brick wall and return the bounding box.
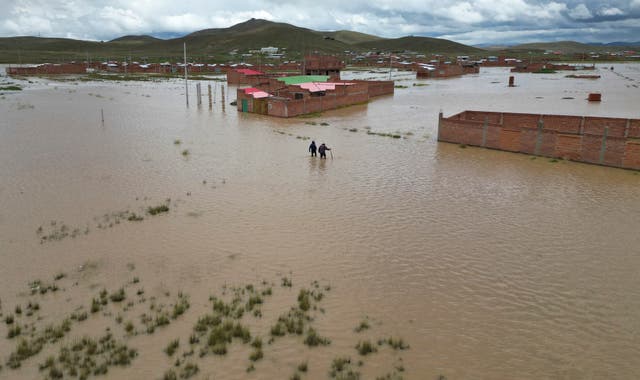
[438,110,640,171]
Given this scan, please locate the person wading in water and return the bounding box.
[318,143,331,159]
[309,140,317,157]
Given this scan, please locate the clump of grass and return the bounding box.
[394,85,408,89]
[249,347,263,361]
[298,289,311,311]
[348,128,358,132]
[354,319,370,332]
[171,294,190,319]
[330,357,359,379]
[148,204,169,215]
[380,337,410,350]
[304,327,331,347]
[125,321,135,334]
[53,273,66,281]
[305,121,317,125]
[7,324,21,339]
[281,277,293,287]
[459,144,467,148]
[71,311,88,321]
[298,362,308,372]
[110,288,126,302]
[180,363,200,379]
[5,314,14,324]
[181,149,190,157]
[173,139,181,145]
[291,373,302,380]
[320,122,330,126]
[163,369,177,380]
[549,158,559,163]
[165,339,179,356]
[356,340,377,355]
[127,213,144,221]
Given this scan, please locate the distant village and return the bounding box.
[5,45,639,118]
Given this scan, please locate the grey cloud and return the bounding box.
[0,0,639,45]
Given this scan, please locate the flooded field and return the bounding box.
[1,64,640,379]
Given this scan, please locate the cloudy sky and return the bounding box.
[2,0,639,45]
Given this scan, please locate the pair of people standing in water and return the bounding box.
[308,141,331,159]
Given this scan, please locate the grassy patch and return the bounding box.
[147,204,169,215]
[165,339,179,356]
[355,340,377,355]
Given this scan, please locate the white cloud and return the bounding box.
[568,4,592,20]
[441,2,484,23]
[598,7,624,16]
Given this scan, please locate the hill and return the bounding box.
[109,35,162,44]
[355,36,484,54]
[0,18,482,63]
[322,30,383,45]
[510,41,616,53]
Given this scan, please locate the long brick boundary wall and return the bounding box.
[438,111,640,170]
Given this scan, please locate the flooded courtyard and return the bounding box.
[1,64,640,379]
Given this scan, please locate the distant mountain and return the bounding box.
[510,40,639,53]
[0,18,482,63]
[109,35,162,44]
[586,41,640,47]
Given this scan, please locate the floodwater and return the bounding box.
[1,64,640,379]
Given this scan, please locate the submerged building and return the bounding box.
[236,75,393,117]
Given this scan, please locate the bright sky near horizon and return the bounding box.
[2,0,639,45]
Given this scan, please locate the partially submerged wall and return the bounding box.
[438,111,640,171]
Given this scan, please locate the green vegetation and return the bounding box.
[330,357,360,379]
[354,319,370,332]
[147,204,169,215]
[109,288,126,302]
[165,339,179,356]
[378,337,410,350]
[355,340,377,355]
[0,85,22,91]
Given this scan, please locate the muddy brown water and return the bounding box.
[1,64,640,379]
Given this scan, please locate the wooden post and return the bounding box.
[184,43,189,107]
[221,84,225,112]
[208,84,212,109]
[101,108,104,126]
[196,83,202,107]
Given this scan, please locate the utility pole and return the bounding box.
[389,54,393,80]
[184,42,189,107]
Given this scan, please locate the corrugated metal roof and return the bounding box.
[276,75,329,85]
[298,82,353,92]
[244,88,270,99]
[236,69,264,75]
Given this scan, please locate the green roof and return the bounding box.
[276,75,329,85]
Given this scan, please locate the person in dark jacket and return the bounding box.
[318,143,331,159]
[309,141,317,157]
